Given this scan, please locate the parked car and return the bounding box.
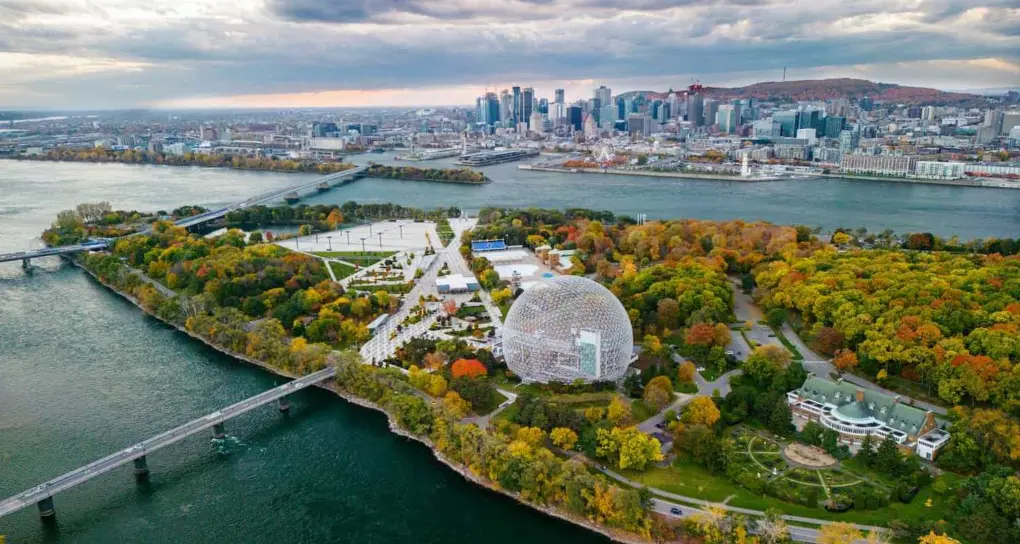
[670,507,682,515]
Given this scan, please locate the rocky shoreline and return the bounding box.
[66,256,646,544]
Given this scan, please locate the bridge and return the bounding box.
[2,166,368,264]
[175,165,367,229]
[0,240,109,266]
[0,366,335,521]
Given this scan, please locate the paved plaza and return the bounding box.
[276,219,440,254]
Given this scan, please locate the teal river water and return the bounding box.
[0,158,1018,543]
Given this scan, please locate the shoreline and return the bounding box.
[66,256,642,544]
[2,156,351,176]
[520,164,1020,189]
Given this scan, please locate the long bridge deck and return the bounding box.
[0,366,335,519]
[0,240,109,264]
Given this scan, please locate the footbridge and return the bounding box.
[0,240,109,266]
[0,366,335,521]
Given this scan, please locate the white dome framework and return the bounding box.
[502,276,633,383]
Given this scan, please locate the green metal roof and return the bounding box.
[795,376,929,435]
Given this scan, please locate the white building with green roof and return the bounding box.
[787,376,950,460]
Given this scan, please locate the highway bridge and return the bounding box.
[2,166,367,264]
[175,165,367,229]
[0,366,335,521]
[0,240,109,266]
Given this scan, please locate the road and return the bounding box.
[650,499,830,543]
[0,367,334,519]
[636,393,697,434]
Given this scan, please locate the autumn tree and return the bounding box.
[743,345,792,386]
[814,327,846,356]
[516,426,545,446]
[595,426,664,470]
[917,531,961,544]
[550,427,578,451]
[607,396,632,425]
[442,391,471,419]
[643,376,674,411]
[682,397,721,426]
[818,522,862,544]
[326,209,344,229]
[833,349,859,373]
[677,361,697,384]
[451,358,487,379]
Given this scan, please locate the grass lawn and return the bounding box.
[498,302,512,319]
[699,367,722,381]
[772,327,804,360]
[677,382,698,394]
[625,455,958,526]
[630,399,658,423]
[313,250,397,266]
[327,261,357,279]
[492,401,519,423]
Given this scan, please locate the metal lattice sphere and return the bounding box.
[502,276,633,383]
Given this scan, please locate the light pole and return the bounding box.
[315,233,318,243]
[361,237,366,252]
[378,233,383,248]
[327,236,332,251]
[346,231,351,245]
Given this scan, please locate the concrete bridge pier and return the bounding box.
[22,258,30,269]
[37,496,55,521]
[212,423,226,440]
[278,397,290,412]
[133,456,150,483]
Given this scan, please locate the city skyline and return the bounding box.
[0,0,1018,109]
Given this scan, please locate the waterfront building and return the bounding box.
[963,162,1020,177]
[774,144,809,161]
[840,154,917,176]
[787,376,949,460]
[915,161,965,180]
[795,128,817,146]
[812,146,843,163]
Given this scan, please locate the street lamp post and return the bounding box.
[315,233,318,243]
[378,233,383,248]
[361,238,366,252]
[327,236,332,251]
[346,231,351,245]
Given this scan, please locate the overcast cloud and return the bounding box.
[0,0,1017,109]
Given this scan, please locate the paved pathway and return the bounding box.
[636,393,696,434]
[695,368,743,397]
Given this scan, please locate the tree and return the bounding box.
[682,397,721,426]
[758,508,791,544]
[657,298,679,330]
[607,396,632,425]
[833,349,859,373]
[596,426,664,471]
[917,532,960,544]
[831,232,852,246]
[299,224,313,236]
[451,358,487,379]
[326,209,344,229]
[815,327,846,356]
[248,230,263,244]
[744,345,792,386]
[584,406,606,423]
[516,426,545,446]
[442,391,471,419]
[987,475,1020,519]
[857,434,876,466]
[54,209,83,233]
[875,436,904,476]
[818,522,862,544]
[550,427,579,451]
[643,376,674,410]
[767,397,794,436]
[677,361,697,384]
[766,308,787,330]
[642,334,664,358]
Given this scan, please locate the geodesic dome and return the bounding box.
[502,276,633,383]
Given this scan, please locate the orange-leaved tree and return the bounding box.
[451,358,488,379]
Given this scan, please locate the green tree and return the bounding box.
[875,436,904,476]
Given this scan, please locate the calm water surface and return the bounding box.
[0,161,604,543]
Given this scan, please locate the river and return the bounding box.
[0,160,605,543]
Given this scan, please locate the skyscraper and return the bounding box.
[839,128,860,153]
[774,110,798,137]
[567,105,583,131]
[522,87,535,128]
[500,90,512,125]
[594,86,612,108]
[482,92,500,127]
[686,92,704,127]
[538,98,549,115]
[512,86,522,125]
[667,91,679,120]
[554,89,565,104]
[716,105,738,133]
[823,116,845,139]
[616,97,626,121]
[599,104,617,129]
[703,99,719,128]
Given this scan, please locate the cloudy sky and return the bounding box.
[1,0,1018,109]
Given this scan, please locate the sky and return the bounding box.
[0,0,1018,110]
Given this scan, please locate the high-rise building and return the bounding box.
[567,105,584,131]
[481,92,500,127]
[530,112,545,135]
[512,86,522,125]
[311,121,339,138]
[839,128,860,153]
[583,114,598,140]
[859,96,874,111]
[686,92,704,127]
[823,116,845,139]
[703,99,719,128]
[594,86,612,108]
[627,114,651,137]
[538,98,549,115]
[667,91,679,120]
[589,98,602,124]
[522,87,535,128]
[921,106,936,121]
[616,97,626,122]
[716,105,738,133]
[500,90,512,125]
[554,89,565,104]
[752,120,781,139]
[998,111,1020,136]
[599,104,617,129]
[774,111,798,137]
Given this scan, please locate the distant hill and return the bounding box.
[618,78,986,106]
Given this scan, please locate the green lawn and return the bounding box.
[630,399,658,423]
[498,302,512,319]
[676,382,698,394]
[327,261,357,279]
[313,250,397,266]
[772,327,804,360]
[625,455,958,526]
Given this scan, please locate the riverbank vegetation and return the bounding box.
[41,200,147,245]
[14,148,356,174]
[365,164,488,184]
[224,202,461,232]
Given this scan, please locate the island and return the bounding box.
[33,200,1020,544]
